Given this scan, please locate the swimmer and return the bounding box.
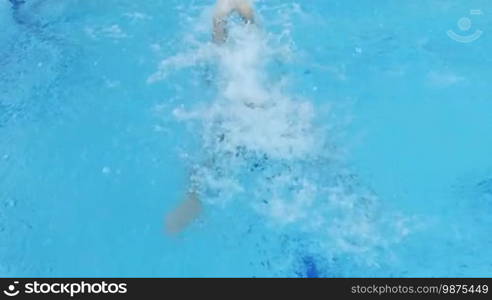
[165,0,256,236]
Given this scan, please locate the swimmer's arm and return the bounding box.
[213,0,255,43]
[165,190,202,235]
[237,1,255,24]
[165,166,204,235]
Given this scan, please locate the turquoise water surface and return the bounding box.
[1,0,492,277]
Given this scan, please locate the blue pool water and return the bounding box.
[1,0,491,277]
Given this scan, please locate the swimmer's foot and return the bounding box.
[165,191,202,236]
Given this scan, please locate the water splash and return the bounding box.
[149,3,414,272]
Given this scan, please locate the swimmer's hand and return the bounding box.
[165,191,202,235]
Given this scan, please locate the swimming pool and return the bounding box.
[1,0,491,277]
